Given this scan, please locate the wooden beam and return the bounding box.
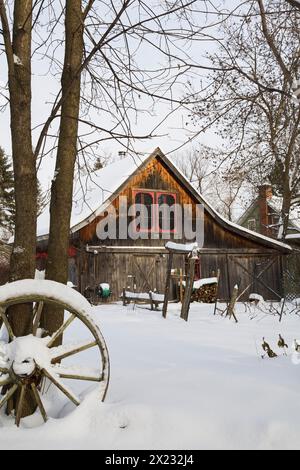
[162,252,174,319]
[181,258,196,322]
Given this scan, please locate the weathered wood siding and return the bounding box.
[70,156,286,302]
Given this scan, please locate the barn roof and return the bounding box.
[37,148,291,252]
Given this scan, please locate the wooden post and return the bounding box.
[149,291,154,311]
[279,297,286,323]
[162,252,173,319]
[181,257,196,322]
[227,284,239,323]
[179,268,184,304]
[122,288,126,306]
[213,269,221,316]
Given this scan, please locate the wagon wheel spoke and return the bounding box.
[47,314,76,348]
[0,384,18,412]
[0,377,12,387]
[0,308,14,341]
[42,368,80,406]
[51,364,102,382]
[51,340,97,364]
[15,385,26,427]
[57,373,101,382]
[31,383,47,423]
[32,301,44,336]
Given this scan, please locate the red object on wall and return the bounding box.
[36,251,48,260]
[36,246,77,259]
[68,246,77,258]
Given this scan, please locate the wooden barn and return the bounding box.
[37,148,292,302]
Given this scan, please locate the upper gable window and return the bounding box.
[133,190,177,233]
[134,191,155,232]
[157,192,177,232]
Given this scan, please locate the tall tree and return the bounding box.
[42,0,84,336]
[189,0,300,238]
[0,1,37,336]
[0,0,37,417]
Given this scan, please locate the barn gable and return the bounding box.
[67,147,291,253]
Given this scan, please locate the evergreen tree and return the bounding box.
[0,147,15,235]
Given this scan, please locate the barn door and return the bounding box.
[131,255,161,293]
[227,254,282,301]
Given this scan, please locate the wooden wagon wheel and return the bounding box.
[0,280,110,427]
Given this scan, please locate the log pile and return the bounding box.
[183,282,218,303]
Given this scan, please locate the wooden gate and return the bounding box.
[227,254,283,301]
[131,255,165,293]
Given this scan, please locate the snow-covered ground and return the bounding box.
[1,302,300,450]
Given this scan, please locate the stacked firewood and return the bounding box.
[183,282,218,303]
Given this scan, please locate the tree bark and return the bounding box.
[43,0,84,335]
[0,0,37,336]
[0,0,37,417]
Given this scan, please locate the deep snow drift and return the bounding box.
[1,302,300,450]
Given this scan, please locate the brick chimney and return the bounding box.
[258,184,273,236]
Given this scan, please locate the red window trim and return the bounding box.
[132,190,155,233]
[156,191,177,234]
[132,190,177,234]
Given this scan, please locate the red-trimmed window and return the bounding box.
[133,190,177,233]
[157,192,177,233]
[133,190,155,232]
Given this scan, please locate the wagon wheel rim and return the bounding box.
[0,294,110,426]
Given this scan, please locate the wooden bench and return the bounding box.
[121,289,165,310]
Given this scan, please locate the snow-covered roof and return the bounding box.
[166,157,292,252]
[37,148,292,252]
[37,153,149,237]
[286,233,300,240]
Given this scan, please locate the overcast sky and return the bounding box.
[0,0,229,191]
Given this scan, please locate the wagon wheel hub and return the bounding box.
[10,361,41,386]
[7,335,50,378]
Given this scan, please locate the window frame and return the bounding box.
[156,191,177,234]
[247,218,257,232]
[132,189,178,234]
[132,190,155,233]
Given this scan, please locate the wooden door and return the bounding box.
[131,255,164,293]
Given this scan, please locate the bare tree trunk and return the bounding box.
[43,0,84,335]
[0,1,37,335]
[280,180,292,240]
[0,0,37,417]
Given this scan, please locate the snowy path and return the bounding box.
[1,302,300,450]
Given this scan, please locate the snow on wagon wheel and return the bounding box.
[0,280,110,426]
